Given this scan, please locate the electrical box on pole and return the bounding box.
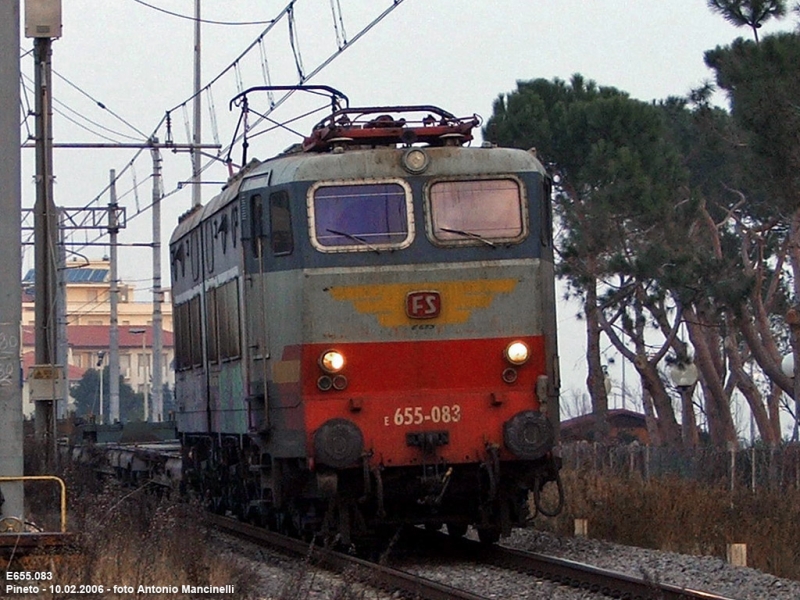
[25,0,62,39]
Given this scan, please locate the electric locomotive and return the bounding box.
[169,88,562,545]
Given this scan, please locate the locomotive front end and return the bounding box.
[171,98,562,545]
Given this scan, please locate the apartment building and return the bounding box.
[21,259,174,417]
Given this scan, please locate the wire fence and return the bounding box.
[559,442,800,492]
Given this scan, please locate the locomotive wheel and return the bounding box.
[477,526,500,545]
[446,522,468,538]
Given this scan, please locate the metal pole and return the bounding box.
[192,0,202,208]
[0,0,24,518]
[150,142,163,422]
[33,33,58,466]
[57,209,67,419]
[143,333,149,421]
[108,170,120,423]
[98,354,104,424]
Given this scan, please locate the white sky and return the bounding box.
[17,0,798,427]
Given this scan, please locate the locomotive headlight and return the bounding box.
[402,147,429,174]
[504,341,530,365]
[319,350,345,373]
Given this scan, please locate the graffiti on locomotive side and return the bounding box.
[385,404,462,426]
[0,325,19,387]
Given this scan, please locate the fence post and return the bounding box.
[751,446,756,493]
[629,446,635,477]
[727,543,747,567]
[574,519,588,537]
[729,442,736,495]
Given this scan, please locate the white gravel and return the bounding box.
[503,528,800,600]
[212,528,800,600]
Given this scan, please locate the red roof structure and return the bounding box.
[22,325,173,349]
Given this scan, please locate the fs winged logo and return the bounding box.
[405,291,441,319]
[327,278,517,327]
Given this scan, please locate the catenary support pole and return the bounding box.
[192,0,202,208]
[109,170,120,423]
[32,30,59,467]
[0,0,24,518]
[150,142,163,421]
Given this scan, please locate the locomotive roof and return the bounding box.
[169,144,545,245]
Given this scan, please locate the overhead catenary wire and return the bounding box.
[330,0,348,49]
[130,0,276,26]
[21,79,139,145]
[40,0,408,257]
[206,88,221,148]
[257,38,276,107]
[51,67,150,139]
[287,4,306,82]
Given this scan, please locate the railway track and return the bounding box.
[208,514,738,600]
[405,528,739,600]
[206,514,490,600]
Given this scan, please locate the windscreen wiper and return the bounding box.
[439,227,496,248]
[327,228,381,254]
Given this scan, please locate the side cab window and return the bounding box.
[269,191,293,256]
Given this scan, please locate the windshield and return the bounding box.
[429,179,525,244]
[311,181,412,252]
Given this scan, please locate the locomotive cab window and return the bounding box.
[270,191,293,256]
[309,180,413,252]
[427,178,527,246]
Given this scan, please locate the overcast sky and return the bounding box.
[18,0,798,414]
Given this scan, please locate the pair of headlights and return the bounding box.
[318,342,528,373]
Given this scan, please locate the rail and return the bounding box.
[412,529,739,600]
[206,514,491,600]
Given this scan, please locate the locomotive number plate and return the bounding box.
[386,404,462,426]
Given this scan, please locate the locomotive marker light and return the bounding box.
[319,349,345,373]
[401,147,429,174]
[502,368,518,384]
[504,340,530,365]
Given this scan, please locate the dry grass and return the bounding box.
[11,445,385,600]
[539,468,800,580]
[8,485,260,600]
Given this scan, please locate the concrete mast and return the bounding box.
[0,0,23,519]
